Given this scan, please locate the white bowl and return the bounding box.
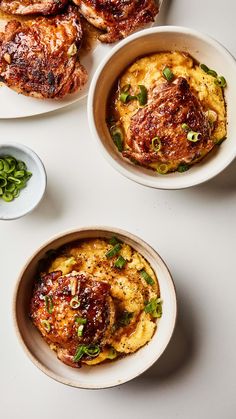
[13,227,177,389]
[88,26,236,189]
[0,143,46,220]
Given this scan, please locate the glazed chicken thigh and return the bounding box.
[0,0,68,15]
[0,6,87,98]
[73,0,159,42]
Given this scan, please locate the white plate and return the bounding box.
[0,1,163,119]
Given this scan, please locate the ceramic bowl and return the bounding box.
[13,226,177,389]
[0,143,46,220]
[88,26,236,189]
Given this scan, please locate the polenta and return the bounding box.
[30,238,161,367]
[107,51,227,173]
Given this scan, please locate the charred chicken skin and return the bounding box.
[0,0,68,16]
[30,271,115,367]
[73,0,159,43]
[123,77,213,167]
[0,6,87,99]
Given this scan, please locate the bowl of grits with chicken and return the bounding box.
[88,26,236,189]
[13,227,176,388]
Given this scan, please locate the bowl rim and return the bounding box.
[0,142,47,220]
[12,225,177,389]
[88,25,236,190]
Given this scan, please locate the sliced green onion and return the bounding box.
[207,69,218,77]
[200,63,210,73]
[45,295,54,314]
[162,66,174,82]
[107,347,117,360]
[110,126,123,152]
[0,187,3,196]
[157,164,169,174]
[0,155,32,202]
[137,85,148,106]
[144,298,162,318]
[73,344,101,362]
[105,243,122,259]
[117,311,133,326]
[140,269,154,286]
[177,163,189,173]
[41,319,51,333]
[120,91,130,103]
[75,317,87,325]
[114,255,126,269]
[73,345,86,362]
[119,84,131,103]
[187,131,201,142]
[2,192,13,202]
[0,177,7,187]
[151,136,162,152]
[109,236,120,246]
[215,76,227,88]
[77,324,84,337]
[17,160,26,171]
[84,345,100,357]
[181,123,190,131]
[70,296,80,309]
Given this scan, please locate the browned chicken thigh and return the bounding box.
[0,0,68,15]
[123,77,213,167]
[73,0,159,42]
[0,6,88,98]
[30,271,115,367]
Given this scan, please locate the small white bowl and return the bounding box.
[88,26,236,189]
[13,227,177,389]
[0,143,46,220]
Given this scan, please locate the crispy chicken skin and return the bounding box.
[0,0,68,16]
[0,6,87,99]
[30,271,115,368]
[123,77,214,166]
[73,0,159,43]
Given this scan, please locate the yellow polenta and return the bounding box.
[48,238,160,365]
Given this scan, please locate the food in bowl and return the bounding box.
[107,51,227,174]
[0,154,32,202]
[30,237,162,368]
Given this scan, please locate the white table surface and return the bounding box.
[1,0,236,418]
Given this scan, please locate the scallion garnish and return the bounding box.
[107,347,117,360]
[137,85,148,106]
[119,84,148,106]
[140,269,154,286]
[162,66,174,82]
[114,255,126,269]
[215,76,227,88]
[77,325,84,337]
[177,163,189,173]
[0,155,32,202]
[187,131,201,142]
[70,296,80,309]
[75,317,87,325]
[105,243,122,259]
[151,136,162,152]
[157,163,169,174]
[200,63,209,73]
[144,298,162,318]
[181,123,190,131]
[200,64,227,88]
[45,295,54,314]
[73,345,100,362]
[110,126,124,152]
[117,311,133,326]
[41,319,51,333]
[109,236,120,246]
